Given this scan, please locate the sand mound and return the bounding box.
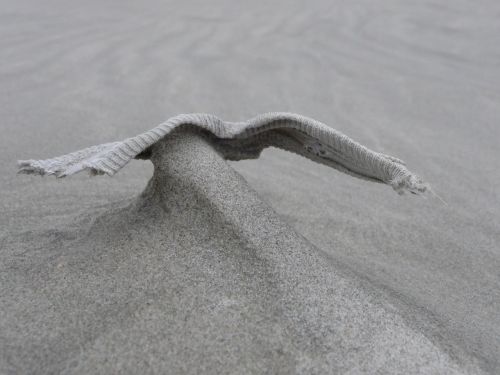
[2,131,477,374]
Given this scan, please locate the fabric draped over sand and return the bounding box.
[18,113,426,194]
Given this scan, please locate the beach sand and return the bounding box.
[1,0,499,373]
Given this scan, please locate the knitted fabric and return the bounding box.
[18,113,427,194]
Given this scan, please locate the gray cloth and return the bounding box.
[18,113,427,195]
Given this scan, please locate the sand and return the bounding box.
[1,0,499,373]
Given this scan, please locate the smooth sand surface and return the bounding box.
[1,0,499,373]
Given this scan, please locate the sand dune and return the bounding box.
[1,0,499,373]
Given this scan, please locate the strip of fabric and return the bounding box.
[18,113,427,194]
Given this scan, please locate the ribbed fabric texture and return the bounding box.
[17,113,427,194]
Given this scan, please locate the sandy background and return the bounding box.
[1,0,499,373]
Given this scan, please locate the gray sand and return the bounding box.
[1,0,499,373]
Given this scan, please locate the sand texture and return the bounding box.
[1,0,499,374]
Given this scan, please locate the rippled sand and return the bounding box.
[1,0,499,373]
